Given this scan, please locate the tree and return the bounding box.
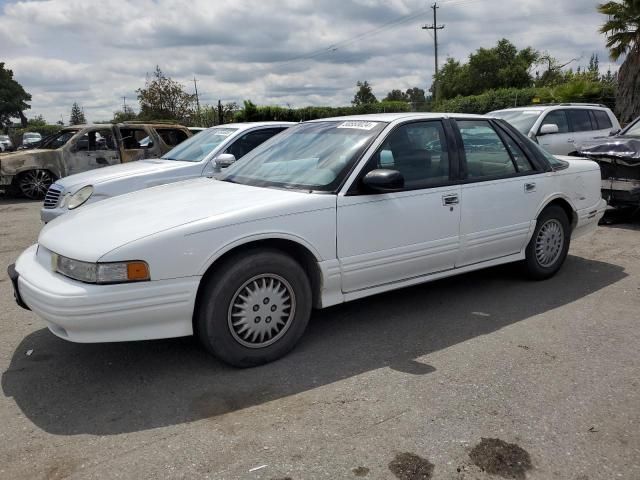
[0,62,32,130]
[406,87,427,105]
[384,89,409,102]
[433,39,538,100]
[352,81,377,106]
[136,66,196,122]
[598,0,640,123]
[69,102,86,125]
[111,105,137,123]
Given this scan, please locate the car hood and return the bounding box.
[54,159,198,191]
[38,177,333,262]
[576,137,640,165]
[0,149,58,175]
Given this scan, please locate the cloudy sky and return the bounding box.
[0,0,616,123]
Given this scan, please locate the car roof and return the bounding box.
[206,121,296,131]
[490,104,611,114]
[307,112,488,123]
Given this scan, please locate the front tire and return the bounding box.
[15,169,55,200]
[524,205,571,280]
[195,249,312,368]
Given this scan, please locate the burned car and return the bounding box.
[576,116,640,207]
[0,123,191,199]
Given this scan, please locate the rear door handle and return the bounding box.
[442,194,459,206]
[524,182,536,193]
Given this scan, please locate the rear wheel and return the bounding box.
[524,205,571,280]
[195,249,312,367]
[15,170,55,200]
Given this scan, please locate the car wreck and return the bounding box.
[0,123,191,199]
[576,116,640,208]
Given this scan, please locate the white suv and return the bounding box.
[490,104,621,156]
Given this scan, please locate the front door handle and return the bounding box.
[524,182,536,193]
[442,194,459,206]
[567,138,575,143]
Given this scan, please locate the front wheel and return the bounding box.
[524,205,571,280]
[15,170,55,200]
[195,249,312,367]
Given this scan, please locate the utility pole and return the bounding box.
[122,96,127,111]
[193,76,201,126]
[422,3,445,102]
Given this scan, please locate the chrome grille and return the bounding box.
[43,185,63,209]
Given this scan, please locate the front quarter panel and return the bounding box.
[98,195,337,281]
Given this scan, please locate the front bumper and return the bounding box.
[7,264,30,310]
[40,206,66,223]
[14,244,201,343]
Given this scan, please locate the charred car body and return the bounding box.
[576,116,640,207]
[0,123,191,199]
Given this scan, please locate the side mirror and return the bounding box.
[609,128,621,136]
[362,169,404,192]
[539,123,559,135]
[215,153,237,169]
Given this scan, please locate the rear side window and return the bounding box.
[458,120,517,179]
[541,110,570,133]
[592,110,613,130]
[501,133,534,172]
[568,110,594,132]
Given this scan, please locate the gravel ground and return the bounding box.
[0,198,639,480]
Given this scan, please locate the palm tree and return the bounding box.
[598,0,640,124]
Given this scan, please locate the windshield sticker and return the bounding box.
[212,130,235,136]
[337,121,379,130]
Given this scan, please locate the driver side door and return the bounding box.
[337,120,461,293]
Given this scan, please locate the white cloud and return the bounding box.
[0,0,618,123]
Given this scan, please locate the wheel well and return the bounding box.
[543,198,578,231]
[193,239,323,332]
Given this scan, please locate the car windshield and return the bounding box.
[220,120,387,192]
[490,110,542,134]
[39,129,80,149]
[621,118,640,137]
[162,127,238,162]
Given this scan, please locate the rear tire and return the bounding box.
[524,205,571,280]
[15,169,55,200]
[195,249,312,368]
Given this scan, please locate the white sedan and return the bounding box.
[40,122,292,222]
[10,113,606,367]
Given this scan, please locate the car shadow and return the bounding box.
[2,255,626,436]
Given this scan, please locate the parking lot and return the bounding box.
[0,197,639,480]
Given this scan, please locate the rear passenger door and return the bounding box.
[566,109,599,150]
[455,120,546,267]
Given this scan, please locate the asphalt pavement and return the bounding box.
[1,198,638,479]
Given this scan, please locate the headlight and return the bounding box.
[52,253,150,284]
[67,185,94,210]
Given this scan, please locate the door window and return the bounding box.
[75,130,116,151]
[568,110,594,132]
[541,110,569,133]
[119,128,150,149]
[225,128,288,160]
[156,128,189,147]
[458,120,517,179]
[367,121,450,189]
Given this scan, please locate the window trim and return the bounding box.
[453,118,544,184]
[566,108,595,133]
[346,118,460,196]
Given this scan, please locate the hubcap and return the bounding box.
[19,170,53,199]
[227,274,296,349]
[535,219,564,267]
